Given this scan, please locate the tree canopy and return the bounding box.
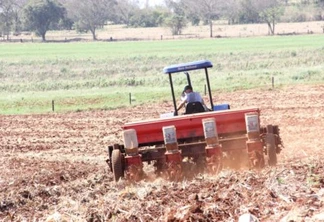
[259,0,284,35]
[23,0,65,41]
[0,0,18,39]
[183,0,224,37]
[0,0,323,41]
[65,0,116,40]
[164,0,187,35]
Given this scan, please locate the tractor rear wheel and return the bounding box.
[266,133,277,166]
[112,149,124,182]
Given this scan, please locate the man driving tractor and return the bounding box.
[176,85,207,114]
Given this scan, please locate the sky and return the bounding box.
[138,0,165,8]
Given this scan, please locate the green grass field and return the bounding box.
[1,34,323,114]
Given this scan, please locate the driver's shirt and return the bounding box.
[185,92,203,103]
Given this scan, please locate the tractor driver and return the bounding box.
[176,85,207,113]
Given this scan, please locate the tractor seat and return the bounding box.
[185,102,206,114]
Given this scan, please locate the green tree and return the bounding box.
[113,0,139,26]
[65,0,116,40]
[239,0,261,23]
[183,0,224,37]
[164,0,187,35]
[128,8,167,27]
[23,0,65,41]
[223,0,241,24]
[11,0,28,34]
[164,14,187,35]
[258,0,284,35]
[0,0,27,39]
[0,0,15,40]
[316,0,324,21]
[259,3,284,35]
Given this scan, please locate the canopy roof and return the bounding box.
[163,60,213,74]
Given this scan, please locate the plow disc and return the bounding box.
[163,151,183,181]
[205,145,223,174]
[125,164,144,182]
[206,155,223,174]
[164,162,183,181]
[248,150,265,169]
[111,149,124,182]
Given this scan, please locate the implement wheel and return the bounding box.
[266,133,277,166]
[112,149,124,182]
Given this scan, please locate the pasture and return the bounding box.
[0,32,324,114]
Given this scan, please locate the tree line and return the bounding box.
[0,0,323,41]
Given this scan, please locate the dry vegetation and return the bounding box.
[7,21,324,42]
[1,84,324,221]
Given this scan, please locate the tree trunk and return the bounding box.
[41,33,46,42]
[90,28,97,40]
[267,21,274,35]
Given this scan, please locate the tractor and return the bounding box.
[106,60,283,182]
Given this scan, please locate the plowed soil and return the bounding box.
[1,84,324,221]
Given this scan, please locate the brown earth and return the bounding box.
[0,84,324,221]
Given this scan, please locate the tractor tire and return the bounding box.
[266,133,277,166]
[112,149,124,182]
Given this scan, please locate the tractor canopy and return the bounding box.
[163,60,213,74]
[163,60,214,115]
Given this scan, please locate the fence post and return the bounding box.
[52,100,55,112]
[129,93,131,105]
[272,77,274,89]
